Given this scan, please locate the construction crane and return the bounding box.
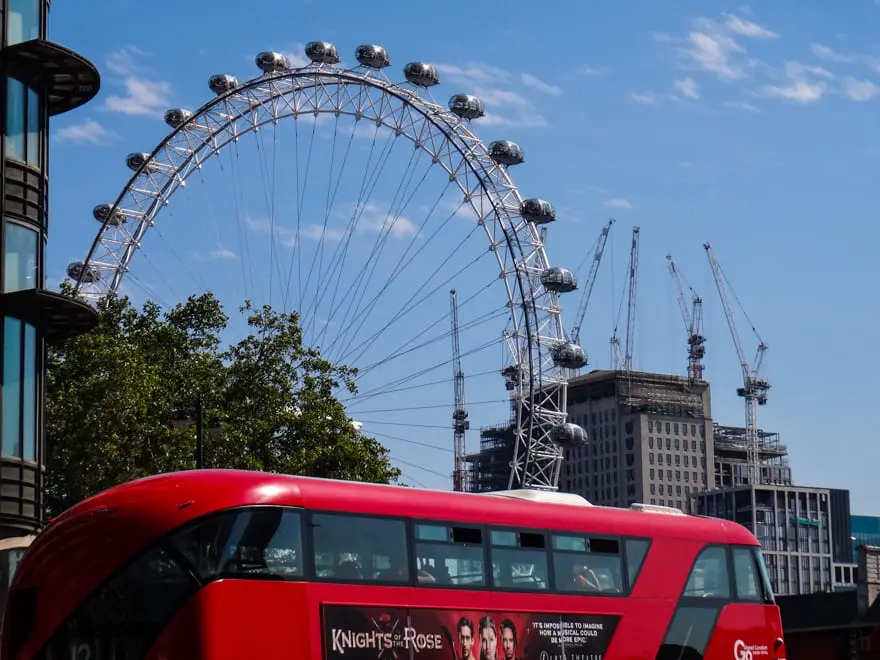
[666,253,706,382]
[450,289,470,492]
[569,218,615,345]
[611,227,640,373]
[704,244,769,486]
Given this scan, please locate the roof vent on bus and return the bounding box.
[630,502,687,516]
[480,489,593,506]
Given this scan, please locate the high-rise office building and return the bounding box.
[560,369,714,510]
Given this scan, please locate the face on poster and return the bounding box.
[323,604,620,660]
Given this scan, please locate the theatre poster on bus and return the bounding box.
[322,604,620,660]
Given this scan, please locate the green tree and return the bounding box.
[45,287,400,516]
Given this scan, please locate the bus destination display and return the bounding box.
[323,604,620,659]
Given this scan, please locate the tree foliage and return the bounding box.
[46,285,400,516]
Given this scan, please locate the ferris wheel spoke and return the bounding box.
[353,305,507,383]
[342,368,497,406]
[312,129,401,349]
[350,335,503,405]
[300,114,353,331]
[330,152,437,360]
[351,278,499,379]
[339,229,487,368]
[228,142,259,299]
[323,142,425,357]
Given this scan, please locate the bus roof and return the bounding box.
[14,469,757,596]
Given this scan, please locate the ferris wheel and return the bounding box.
[66,41,588,491]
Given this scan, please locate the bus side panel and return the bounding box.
[149,581,314,659]
[629,536,704,599]
[704,603,784,660]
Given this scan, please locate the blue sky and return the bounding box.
[44,1,880,512]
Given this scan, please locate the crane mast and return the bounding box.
[612,226,640,373]
[666,254,706,382]
[569,218,615,345]
[703,244,769,486]
[450,289,470,492]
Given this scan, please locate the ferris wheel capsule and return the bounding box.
[404,62,439,87]
[305,41,340,65]
[551,422,588,447]
[355,44,390,69]
[209,74,239,96]
[448,94,485,120]
[255,51,290,73]
[93,204,123,226]
[164,108,193,129]
[552,342,588,369]
[520,198,556,225]
[67,261,100,284]
[489,140,524,166]
[125,152,156,173]
[541,267,577,293]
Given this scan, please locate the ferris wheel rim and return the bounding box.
[69,52,573,490]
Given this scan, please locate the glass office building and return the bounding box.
[0,0,101,618]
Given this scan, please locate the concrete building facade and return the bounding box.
[560,369,714,511]
[0,0,100,618]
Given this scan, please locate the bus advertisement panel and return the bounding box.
[323,604,620,660]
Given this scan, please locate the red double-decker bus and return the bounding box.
[2,470,785,659]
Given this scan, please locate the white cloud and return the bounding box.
[809,43,853,64]
[356,203,417,238]
[675,77,700,99]
[434,63,510,86]
[842,76,880,101]
[520,73,561,96]
[670,13,776,81]
[209,248,238,260]
[470,86,548,128]
[605,198,632,209]
[681,27,746,80]
[630,91,658,104]
[55,119,115,144]
[723,13,778,39]
[103,47,173,118]
[281,43,310,68]
[105,46,150,76]
[104,78,172,116]
[724,100,761,113]
[434,62,549,128]
[301,224,345,241]
[577,66,605,76]
[759,62,831,103]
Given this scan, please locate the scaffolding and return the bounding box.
[713,423,791,487]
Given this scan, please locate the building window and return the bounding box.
[6,79,25,159]
[2,318,37,460]
[26,86,39,165]
[7,0,40,45]
[4,221,38,292]
[5,78,41,166]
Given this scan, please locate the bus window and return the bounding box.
[752,547,776,603]
[36,545,198,660]
[489,529,549,591]
[551,534,624,594]
[624,538,651,588]
[682,546,730,599]
[172,507,303,580]
[414,523,485,587]
[732,546,764,602]
[312,513,409,583]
